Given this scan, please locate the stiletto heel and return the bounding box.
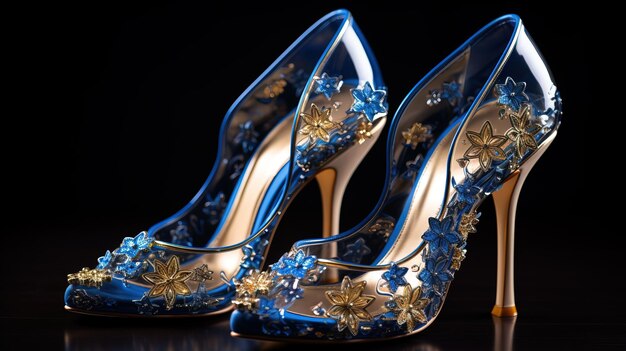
[492,133,556,317]
[316,123,384,237]
[231,14,562,341]
[64,10,388,317]
[316,118,385,264]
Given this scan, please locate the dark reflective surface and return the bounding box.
[3,1,621,350]
[4,309,622,350]
[61,317,520,351]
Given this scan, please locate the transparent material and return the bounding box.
[230,15,562,340]
[64,10,386,317]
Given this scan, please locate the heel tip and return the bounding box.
[491,305,517,317]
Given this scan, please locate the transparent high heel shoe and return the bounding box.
[230,14,561,340]
[64,9,388,317]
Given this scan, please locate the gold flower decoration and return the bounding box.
[402,123,430,149]
[355,119,373,144]
[464,121,508,171]
[232,295,257,310]
[505,103,540,157]
[451,247,467,270]
[263,79,288,99]
[387,285,429,332]
[190,264,213,282]
[67,268,111,288]
[325,276,375,336]
[299,103,335,143]
[459,212,479,239]
[142,255,192,310]
[235,270,274,297]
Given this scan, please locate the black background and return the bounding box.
[3,2,621,350]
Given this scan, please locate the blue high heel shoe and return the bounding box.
[65,9,388,317]
[230,14,561,340]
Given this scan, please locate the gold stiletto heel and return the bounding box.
[316,120,384,237]
[492,133,556,317]
[316,118,385,266]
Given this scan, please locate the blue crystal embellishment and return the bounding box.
[350,82,387,121]
[314,72,343,99]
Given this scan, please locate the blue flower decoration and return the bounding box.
[481,166,506,195]
[133,294,158,315]
[115,259,143,278]
[274,250,316,279]
[404,155,423,179]
[241,238,268,270]
[441,81,462,103]
[350,82,387,121]
[234,121,259,154]
[170,221,192,246]
[96,250,113,269]
[495,77,529,111]
[313,72,342,99]
[343,237,372,263]
[422,217,461,255]
[256,296,279,318]
[116,232,153,258]
[418,256,453,294]
[279,284,304,305]
[452,177,481,205]
[203,192,226,226]
[187,290,220,313]
[382,262,408,292]
[422,289,442,318]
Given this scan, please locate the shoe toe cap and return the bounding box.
[64,280,146,316]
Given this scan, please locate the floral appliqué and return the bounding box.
[299,103,335,143]
[233,270,275,310]
[343,237,371,263]
[238,270,274,295]
[142,256,193,310]
[190,264,213,282]
[382,262,409,293]
[96,250,113,269]
[387,285,429,332]
[355,119,373,144]
[459,212,480,239]
[67,268,112,288]
[368,217,395,239]
[350,82,387,121]
[204,192,226,226]
[505,104,540,157]
[402,123,431,150]
[451,247,467,270]
[274,249,316,279]
[495,77,529,111]
[427,81,462,106]
[452,177,481,205]
[418,256,454,294]
[313,72,343,99]
[133,294,158,315]
[262,79,288,99]
[422,217,461,255]
[325,276,375,336]
[170,221,192,246]
[234,121,260,154]
[117,231,153,258]
[464,121,507,171]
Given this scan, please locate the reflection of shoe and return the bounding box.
[230,14,561,340]
[64,9,388,317]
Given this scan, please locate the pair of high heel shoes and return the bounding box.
[65,10,562,341]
